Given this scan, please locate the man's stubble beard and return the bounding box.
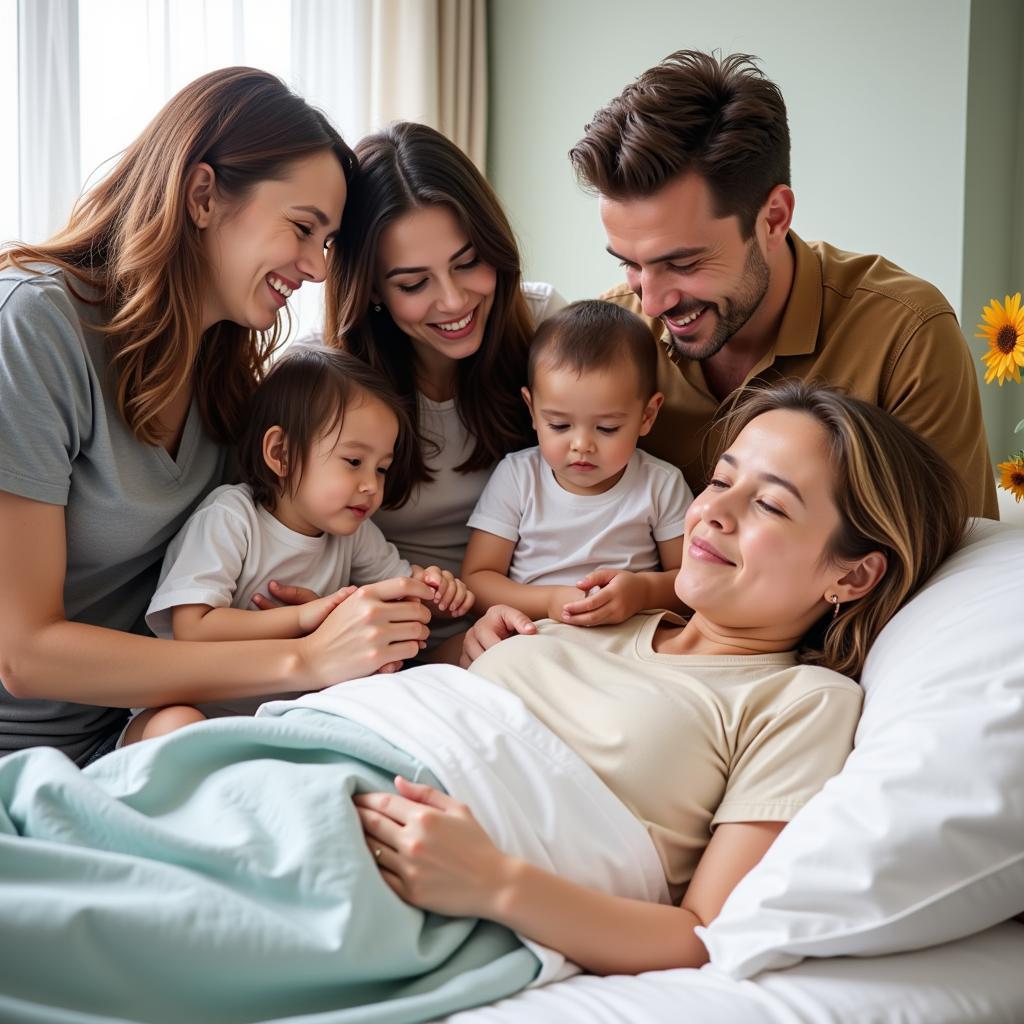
[663,239,771,363]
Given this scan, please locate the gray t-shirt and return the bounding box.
[0,265,229,764]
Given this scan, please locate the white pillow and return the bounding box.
[697,518,1024,978]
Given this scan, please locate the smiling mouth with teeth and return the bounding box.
[433,308,476,332]
[666,306,707,329]
[267,274,294,298]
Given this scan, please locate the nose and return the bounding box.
[297,242,328,284]
[435,272,468,314]
[358,467,380,495]
[570,428,596,454]
[638,268,681,320]
[697,487,736,532]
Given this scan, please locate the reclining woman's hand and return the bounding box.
[459,604,536,667]
[356,776,508,919]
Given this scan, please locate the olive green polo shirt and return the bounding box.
[604,231,998,519]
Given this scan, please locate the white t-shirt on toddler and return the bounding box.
[467,447,693,587]
[144,483,411,716]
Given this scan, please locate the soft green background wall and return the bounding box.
[487,0,1024,463]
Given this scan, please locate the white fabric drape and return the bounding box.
[288,0,487,336]
[291,0,487,168]
[18,0,81,243]
[13,0,487,336]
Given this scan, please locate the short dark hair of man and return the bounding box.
[569,49,791,238]
[238,345,415,512]
[528,300,658,399]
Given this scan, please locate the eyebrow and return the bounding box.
[339,439,393,457]
[720,453,806,505]
[539,408,629,419]
[384,241,473,279]
[292,205,331,227]
[606,244,708,267]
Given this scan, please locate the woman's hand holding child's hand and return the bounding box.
[411,565,475,619]
[356,776,508,919]
[300,576,435,684]
[560,568,648,626]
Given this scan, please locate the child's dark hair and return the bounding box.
[527,300,658,398]
[239,346,414,511]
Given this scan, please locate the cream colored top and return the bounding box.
[470,611,863,902]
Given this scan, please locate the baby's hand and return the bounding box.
[560,569,647,627]
[412,565,475,618]
[296,586,358,634]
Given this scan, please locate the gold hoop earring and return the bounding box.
[829,593,841,620]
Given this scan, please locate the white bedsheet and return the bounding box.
[258,664,670,985]
[440,919,1024,1023]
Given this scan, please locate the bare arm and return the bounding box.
[0,492,433,707]
[172,588,356,642]
[461,529,583,620]
[357,777,785,975]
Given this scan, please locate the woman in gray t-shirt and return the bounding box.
[0,69,434,766]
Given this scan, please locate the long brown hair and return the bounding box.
[1,67,356,446]
[570,50,790,238]
[715,380,968,678]
[324,122,534,506]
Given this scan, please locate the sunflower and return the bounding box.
[976,293,1024,385]
[997,452,1024,503]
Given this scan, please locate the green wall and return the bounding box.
[963,0,1024,458]
[487,0,1023,462]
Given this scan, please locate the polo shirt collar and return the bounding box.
[774,230,822,357]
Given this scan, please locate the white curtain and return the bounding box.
[13,0,487,337]
[291,0,487,167]
[289,0,488,334]
[17,0,81,244]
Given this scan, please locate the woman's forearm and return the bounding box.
[2,619,306,707]
[488,857,710,975]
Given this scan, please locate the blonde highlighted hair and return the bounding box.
[1,67,355,446]
[715,380,969,678]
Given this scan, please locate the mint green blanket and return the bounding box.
[0,709,539,1023]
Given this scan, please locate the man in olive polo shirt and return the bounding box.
[570,50,997,519]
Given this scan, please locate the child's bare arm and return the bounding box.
[171,588,355,642]
[461,529,583,620]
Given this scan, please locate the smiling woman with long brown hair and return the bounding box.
[322,122,565,656]
[0,68,437,766]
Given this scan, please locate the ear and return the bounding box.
[262,426,289,479]
[185,162,218,229]
[520,386,537,429]
[828,550,888,605]
[759,184,795,253]
[638,391,664,436]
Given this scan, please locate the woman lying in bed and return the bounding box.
[0,380,968,1022]
[354,378,968,975]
